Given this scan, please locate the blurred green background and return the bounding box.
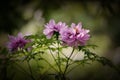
[0,0,120,80]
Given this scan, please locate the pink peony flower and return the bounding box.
[7,33,30,52]
[43,19,67,39]
[60,23,90,47]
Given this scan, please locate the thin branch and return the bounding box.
[27,60,36,80]
[63,48,75,75]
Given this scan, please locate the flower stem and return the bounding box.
[63,48,75,75]
[27,60,35,80]
[57,40,62,74]
[38,53,58,72]
[21,50,36,80]
[56,34,63,80]
[14,62,31,77]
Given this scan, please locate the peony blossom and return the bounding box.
[7,33,30,52]
[60,23,90,47]
[43,19,67,39]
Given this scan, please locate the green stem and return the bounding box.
[14,62,31,77]
[56,34,63,80]
[66,59,89,74]
[50,44,68,59]
[27,60,35,80]
[48,46,61,73]
[48,46,57,65]
[43,58,58,72]
[57,40,62,74]
[38,53,58,72]
[63,48,75,75]
[21,50,35,80]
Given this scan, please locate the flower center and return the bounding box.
[74,27,79,34]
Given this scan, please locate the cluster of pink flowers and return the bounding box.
[43,19,90,47]
[7,33,30,52]
[7,19,90,52]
